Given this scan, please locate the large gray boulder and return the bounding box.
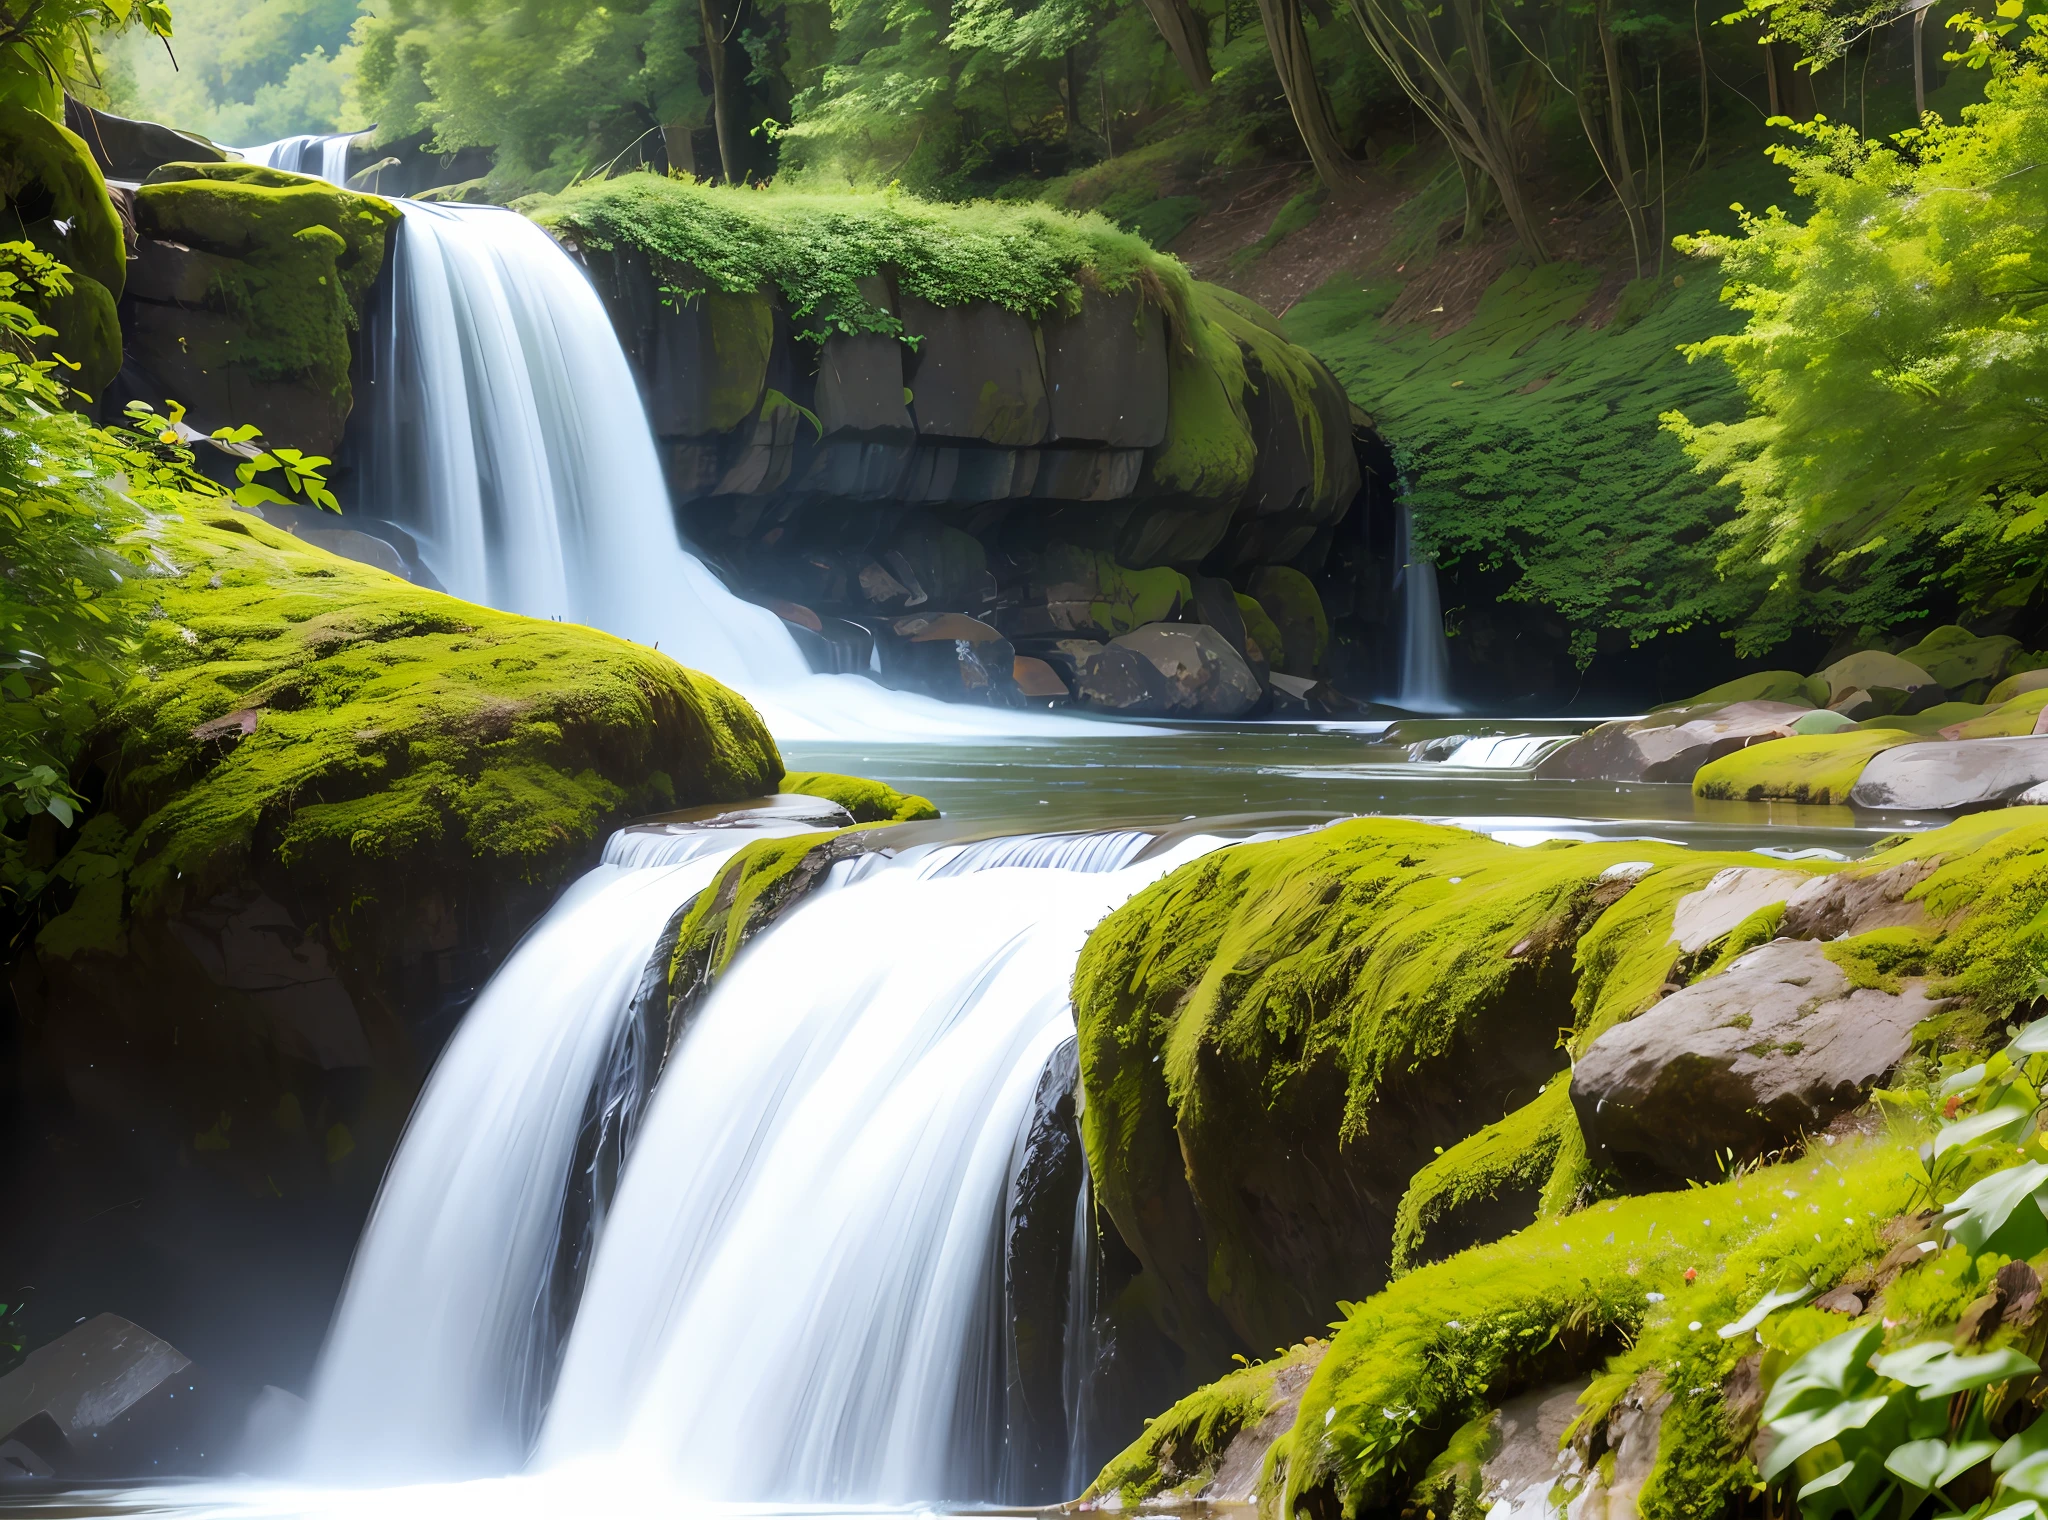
[0,1315,228,1478]
[1040,285,1168,447]
[1112,624,1262,718]
[1072,642,1179,717]
[1535,701,1810,784]
[1572,938,1937,1178]
[1819,651,1942,714]
[1848,736,2048,812]
[900,295,1048,445]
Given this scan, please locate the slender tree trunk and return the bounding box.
[1762,34,1780,116]
[700,0,741,183]
[1692,0,1710,168]
[1254,0,1375,202]
[1913,5,1927,117]
[1595,0,1647,274]
[1137,0,1214,90]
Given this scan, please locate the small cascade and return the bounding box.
[1393,498,1456,713]
[1061,1168,1103,1497]
[238,132,355,184]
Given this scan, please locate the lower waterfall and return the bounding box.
[1393,498,1455,713]
[305,819,1235,1499]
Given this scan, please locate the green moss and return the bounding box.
[0,103,125,293]
[1936,688,2048,739]
[1248,566,1329,678]
[35,508,780,952]
[1692,730,1923,804]
[780,770,938,823]
[1073,820,1788,1347]
[1650,670,1829,711]
[1204,284,1339,510]
[1087,1341,1321,1505]
[527,173,1194,342]
[1896,624,2018,697]
[1391,1077,1577,1275]
[132,171,398,401]
[1148,300,1255,502]
[1122,195,1203,249]
[1408,1408,1497,1520]
[1236,593,1284,666]
[147,161,328,190]
[1857,700,1992,735]
[1263,1137,1915,1518]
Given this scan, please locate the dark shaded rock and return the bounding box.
[0,1315,231,1478]
[1848,737,2048,812]
[1073,642,1179,716]
[1534,700,1809,784]
[816,278,913,440]
[1247,567,1328,678]
[901,294,1048,445]
[1779,857,1936,939]
[64,98,224,180]
[1040,285,1168,447]
[1011,655,1070,701]
[887,518,995,612]
[1189,575,1252,663]
[1572,938,1937,1178]
[580,244,772,439]
[1111,624,1262,718]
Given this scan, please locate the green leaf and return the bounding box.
[1887,1437,1950,1491]
[1998,1418,2048,1474]
[1944,1440,2001,1485]
[1936,1104,2035,1157]
[1722,1279,1816,1339]
[1763,1395,1896,1481]
[1798,1459,1857,1500]
[1765,1324,1887,1423]
[1943,1160,2048,1254]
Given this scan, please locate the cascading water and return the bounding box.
[1393,498,1456,713]
[349,202,1099,742]
[305,819,1232,1498]
[238,132,355,184]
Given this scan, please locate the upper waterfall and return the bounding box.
[349,202,1102,742]
[1393,497,1455,714]
[238,132,356,184]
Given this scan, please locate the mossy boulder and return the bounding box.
[1692,729,1925,805]
[1071,819,1777,1363]
[1818,650,1943,714]
[1987,667,2048,705]
[125,168,399,452]
[1942,688,2048,739]
[1896,624,2018,700]
[1234,593,1285,669]
[1247,566,1329,678]
[0,102,125,397]
[1145,306,1256,504]
[779,770,938,823]
[23,504,780,1208]
[1652,669,1829,712]
[1004,543,1192,641]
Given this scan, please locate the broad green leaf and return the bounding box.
[1998,1418,2048,1473]
[1798,1459,1857,1500]
[1763,1395,1896,1481]
[1765,1324,1885,1423]
[1886,1437,1949,1490]
[2012,1022,2048,1055]
[1944,1160,2048,1254]
[2003,1449,2048,1499]
[1944,1440,2001,1485]
[1937,1104,2035,1157]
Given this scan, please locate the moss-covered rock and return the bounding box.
[1896,624,2018,700]
[1247,566,1329,678]
[1146,303,1256,503]
[779,770,938,823]
[1651,669,1829,712]
[1235,593,1285,669]
[126,168,398,451]
[1692,729,1925,804]
[0,102,125,396]
[1942,688,2048,738]
[23,506,780,1202]
[1987,666,2048,705]
[1071,820,1782,1363]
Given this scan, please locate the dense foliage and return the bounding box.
[101,0,356,143]
[1670,59,2048,654]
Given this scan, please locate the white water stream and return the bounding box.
[349,202,1100,743]
[303,820,1233,1498]
[238,133,356,184]
[1393,498,1455,713]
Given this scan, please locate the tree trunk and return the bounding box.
[700,0,741,183]
[1137,0,1214,90]
[1913,5,1927,118]
[1594,0,1648,275]
[1255,0,1374,202]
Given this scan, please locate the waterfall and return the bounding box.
[1061,1168,1102,1497]
[1393,498,1455,714]
[349,202,1100,743]
[238,132,355,184]
[305,823,1228,1496]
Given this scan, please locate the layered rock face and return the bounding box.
[558,226,1368,715]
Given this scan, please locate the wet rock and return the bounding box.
[1819,651,1943,714]
[1011,656,1070,701]
[1111,624,1262,718]
[815,276,914,440]
[1572,938,1938,1178]
[1830,688,1881,720]
[1188,575,1253,664]
[1779,857,1935,939]
[900,294,1048,446]
[576,244,772,438]
[1847,736,2048,812]
[0,1315,230,1478]
[1654,670,1828,711]
[1536,700,1809,784]
[1073,642,1179,717]
[65,97,225,179]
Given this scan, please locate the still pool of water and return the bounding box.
[784,721,1939,857]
